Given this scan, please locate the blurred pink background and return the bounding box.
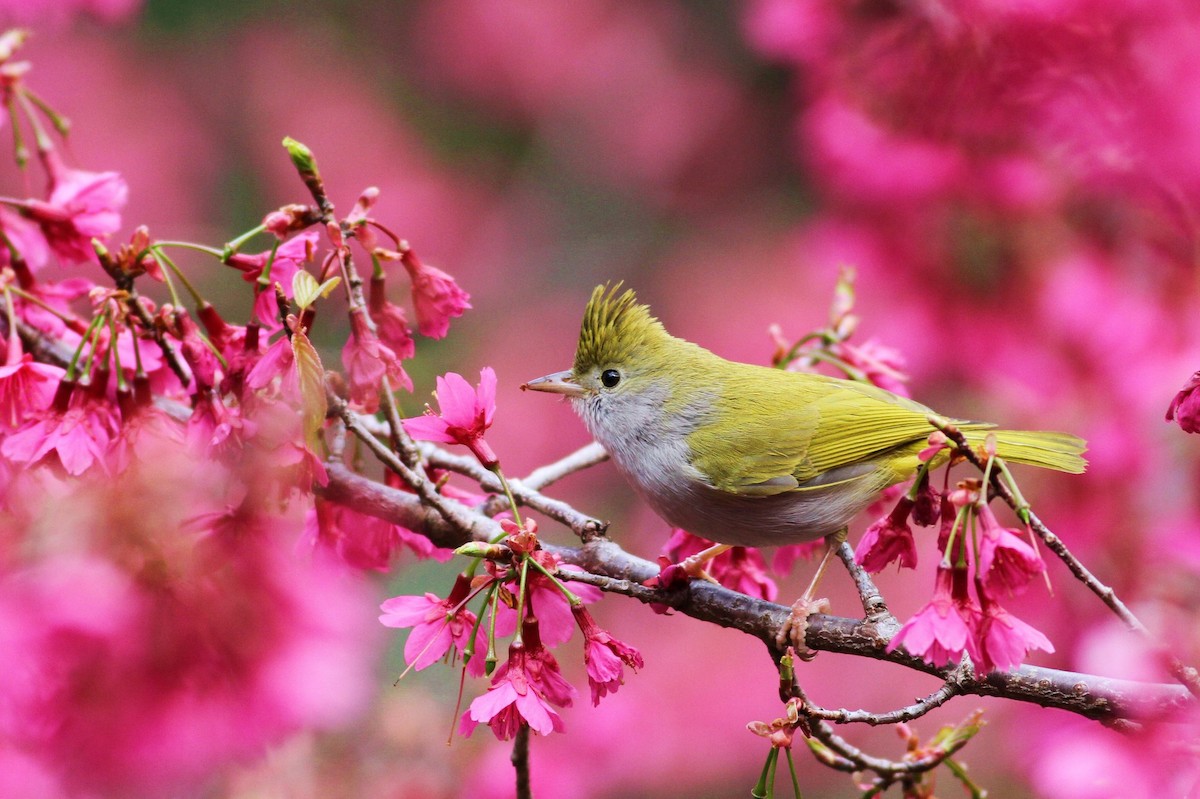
[8,0,1200,796]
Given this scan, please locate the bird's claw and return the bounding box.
[679,553,720,583]
[776,596,832,661]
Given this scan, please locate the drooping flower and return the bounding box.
[1166,370,1200,434]
[1,380,117,475]
[459,620,576,740]
[402,367,498,468]
[832,338,909,396]
[307,499,451,571]
[224,230,320,328]
[22,155,128,264]
[397,246,470,339]
[380,573,486,676]
[854,496,918,573]
[972,592,1054,674]
[975,503,1045,597]
[369,273,415,360]
[887,565,980,667]
[0,207,49,273]
[0,353,64,429]
[341,307,412,412]
[572,605,644,705]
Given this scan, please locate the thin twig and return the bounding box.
[512,724,531,799]
[331,395,489,538]
[802,681,962,726]
[520,441,609,490]
[832,540,895,626]
[421,443,608,538]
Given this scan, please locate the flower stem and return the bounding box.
[527,555,582,606]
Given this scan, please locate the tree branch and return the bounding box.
[320,458,1194,724]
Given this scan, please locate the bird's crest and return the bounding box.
[574,283,667,373]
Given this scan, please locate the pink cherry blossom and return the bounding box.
[403,367,498,467]
[973,593,1054,674]
[380,573,486,676]
[975,504,1045,597]
[572,605,644,705]
[308,499,452,571]
[832,338,909,397]
[2,382,117,475]
[771,540,825,574]
[854,496,918,573]
[244,330,299,400]
[887,565,980,667]
[0,353,64,428]
[1166,370,1200,434]
[0,207,49,273]
[460,622,576,741]
[23,155,128,264]
[225,230,320,328]
[369,273,415,360]
[399,247,471,339]
[341,307,412,413]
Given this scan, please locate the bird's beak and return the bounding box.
[521,369,585,398]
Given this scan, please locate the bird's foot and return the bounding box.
[679,552,721,583]
[776,595,832,661]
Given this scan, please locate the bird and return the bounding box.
[523,284,1086,642]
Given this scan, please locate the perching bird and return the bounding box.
[524,285,1085,642]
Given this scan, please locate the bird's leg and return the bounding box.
[679,543,732,582]
[776,528,847,659]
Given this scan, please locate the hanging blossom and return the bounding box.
[572,605,644,705]
[974,503,1045,597]
[390,244,471,339]
[341,307,412,412]
[459,619,576,741]
[2,380,118,476]
[403,367,498,468]
[887,565,979,668]
[224,230,321,328]
[854,495,919,573]
[0,347,64,429]
[307,499,451,572]
[21,152,127,264]
[973,590,1055,673]
[491,547,603,646]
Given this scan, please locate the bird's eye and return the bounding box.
[600,369,621,388]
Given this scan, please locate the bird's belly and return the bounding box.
[637,473,888,548]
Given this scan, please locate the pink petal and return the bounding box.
[378,593,439,627]
[404,620,454,670]
[400,415,455,443]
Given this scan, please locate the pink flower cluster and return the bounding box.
[380,518,642,742]
[0,41,486,795]
[856,485,1054,674]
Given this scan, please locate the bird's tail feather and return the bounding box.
[961,428,1087,474]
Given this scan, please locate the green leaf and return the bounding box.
[291,326,327,450]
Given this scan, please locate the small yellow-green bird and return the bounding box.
[524,284,1086,560]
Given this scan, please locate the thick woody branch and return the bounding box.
[321,462,1193,724]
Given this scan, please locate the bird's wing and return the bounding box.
[687,369,963,495]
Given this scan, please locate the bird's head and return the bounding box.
[523,284,678,422]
